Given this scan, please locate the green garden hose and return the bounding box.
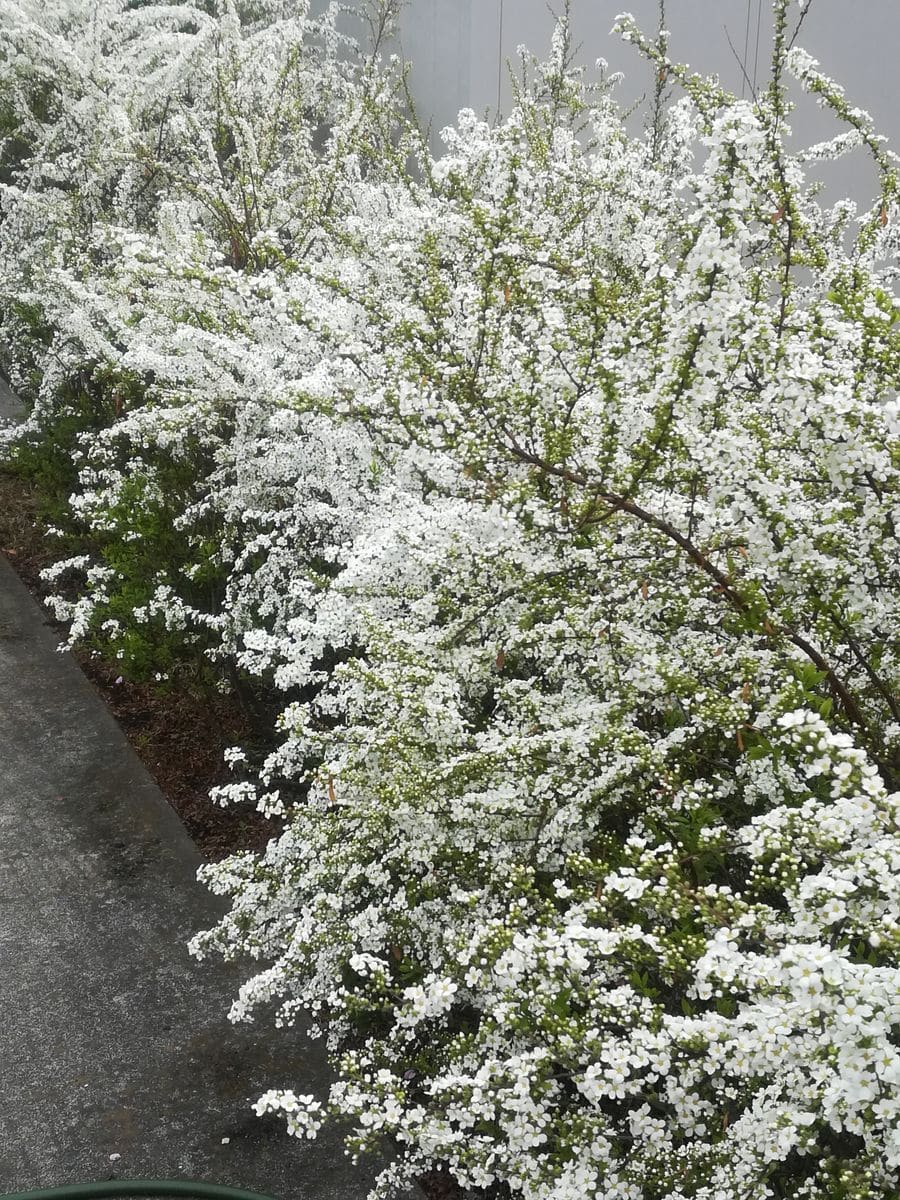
[2,1182,277,1200]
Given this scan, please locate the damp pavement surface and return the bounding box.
[0,550,409,1199]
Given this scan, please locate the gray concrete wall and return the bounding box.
[392,0,900,206]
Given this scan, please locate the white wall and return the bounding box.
[395,0,900,205]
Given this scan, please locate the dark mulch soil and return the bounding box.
[76,656,278,858]
[418,1170,496,1200]
[1,465,476,1200]
[0,468,53,590]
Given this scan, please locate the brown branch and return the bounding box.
[503,439,872,739]
[826,613,900,727]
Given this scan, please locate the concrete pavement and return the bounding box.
[0,550,389,1198]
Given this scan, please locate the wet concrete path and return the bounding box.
[0,536,385,1197]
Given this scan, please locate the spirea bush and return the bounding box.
[3,2,900,1197]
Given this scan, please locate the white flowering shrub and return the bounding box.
[0,0,402,679]
[3,2,900,1197]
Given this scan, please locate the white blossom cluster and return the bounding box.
[2,2,900,1198]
